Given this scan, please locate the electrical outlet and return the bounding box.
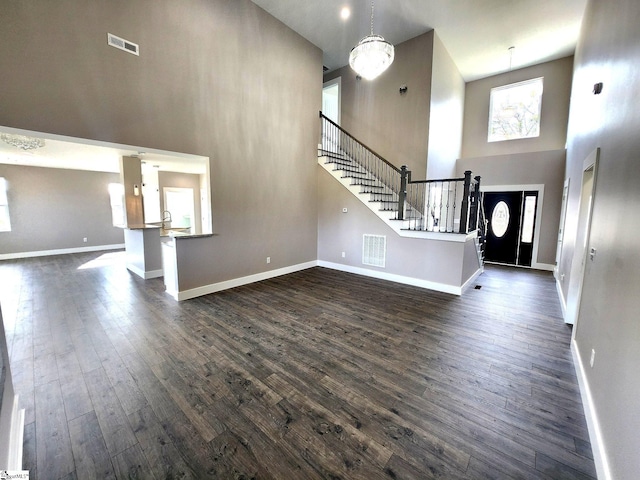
[83,237,88,243]
[341,252,346,258]
[266,257,270,264]
[590,349,596,368]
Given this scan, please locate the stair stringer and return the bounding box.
[318,154,474,243]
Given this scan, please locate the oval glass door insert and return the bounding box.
[491,201,510,238]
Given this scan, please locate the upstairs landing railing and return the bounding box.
[320,112,481,235]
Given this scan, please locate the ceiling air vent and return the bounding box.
[107,33,139,56]
[362,234,386,268]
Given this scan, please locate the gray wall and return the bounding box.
[324,31,434,178]
[427,33,465,179]
[457,150,565,266]
[461,57,574,159]
[158,171,203,234]
[561,0,640,477]
[0,165,124,254]
[0,0,321,281]
[317,170,471,289]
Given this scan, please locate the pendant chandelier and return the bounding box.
[1,133,45,151]
[349,1,394,80]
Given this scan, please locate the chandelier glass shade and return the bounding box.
[349,34,394,80]
[1,133,45,151]
[348,1,394,81]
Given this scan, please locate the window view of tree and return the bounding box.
[488,77,543,142]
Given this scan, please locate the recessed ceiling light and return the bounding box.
[340,7,351,20]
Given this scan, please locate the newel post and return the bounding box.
[398,166,408,221]
[473,175,482,231]
[459,170,472,233]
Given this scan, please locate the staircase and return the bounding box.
[318,112,486,254]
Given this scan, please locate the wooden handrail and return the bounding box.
[408,177,466,185]
[320,111,481,234]
[319,112,402,174]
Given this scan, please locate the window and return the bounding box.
[520,194,537,243]
[0,177,11,232]
[490,201,509,238]
[488,77,543,142]
[108,183,125,227]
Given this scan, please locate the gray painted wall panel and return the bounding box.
[427,33,465,180]
[0,0,321,282]
[0,165,124,254]
[317,169,466,289]
[562,0,640,477]
[462,57,573,159]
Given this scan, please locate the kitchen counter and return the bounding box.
[123,227,163,279]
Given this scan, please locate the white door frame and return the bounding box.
[322,77,341,125]
[481,184,548,270]
[555,178,570,279]
[568,147,600,330]
[163,187,195,233]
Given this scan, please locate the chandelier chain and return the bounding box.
[349,0,394,81]
[370,1,375,35]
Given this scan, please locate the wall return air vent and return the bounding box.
[362,234,386,268]
[107,33,139,56]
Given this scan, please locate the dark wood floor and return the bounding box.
[0,251,596,479]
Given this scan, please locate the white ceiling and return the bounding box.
[251,0,587,81]
[0,128,208,175]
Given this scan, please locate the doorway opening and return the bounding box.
[164,187,195,234]
[566,148,600,327]
[322,77,341,125]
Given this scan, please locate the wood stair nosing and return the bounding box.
[350,181,380,187]
[367,193,395,199]
[334,166,368,174]
[341,173,371,180]
[325,160,354,168]
[319,148,349,157]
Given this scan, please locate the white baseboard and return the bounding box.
[485,261,555,272]
[8,399,24,470]
[0,243,125,261]
[531,262,556,271]
[461,267,483,293]
[556,277,568,322]
[0,393,25,470]
[318,261,463,295]
[173,261,318,301]
[127,265,163,280]
[572,340,611,480]
[165,286,179,301]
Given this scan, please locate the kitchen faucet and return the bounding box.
[161,210,172,229]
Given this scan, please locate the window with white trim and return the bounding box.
[108,183,125,227]
[488,77,543,142]
[0,177,11,232]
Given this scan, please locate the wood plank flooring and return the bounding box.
[0,251,597,479]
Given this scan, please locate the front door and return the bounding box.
[484,191,539,266]
[484,192,522,265]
